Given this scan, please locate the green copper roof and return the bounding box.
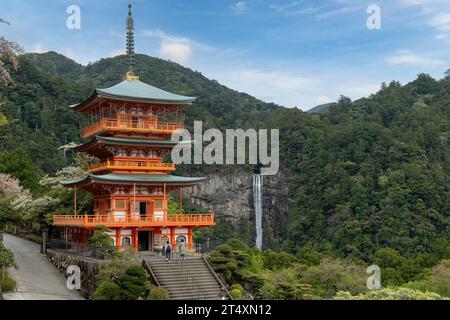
[74,135,193,153]
[97,80,195,103]
[71,80,196,109]
[62,174,205,187]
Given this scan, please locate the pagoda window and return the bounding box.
[115,199,127,209]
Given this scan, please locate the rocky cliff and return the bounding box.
[184,169,293,249]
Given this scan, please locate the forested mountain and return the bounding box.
[306,102,337,113]
[0,52,449,267]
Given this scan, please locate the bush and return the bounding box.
[96,250,140,285]
[300,258,367,298]
[334,287,448,300]
[147,286,170,300]
[88,225,116,259]
[93,281,121,300]
[94,251,146,300]
[231,288,242,299]
[230,283,244,299]
[0,276,16,292]
[404,259,450,297]
[295,247,324,266]
[262,249,297,271]
[117,266,148,300]
[0,242,18,280]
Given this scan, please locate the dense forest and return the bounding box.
[0,50,449,299]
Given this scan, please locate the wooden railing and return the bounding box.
[53,213,215,228]
[81,117,183,138]
[88,159,176,173]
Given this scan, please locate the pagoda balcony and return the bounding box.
[88,159,176,173]
[53,213,215,228]
[81,117,183,138]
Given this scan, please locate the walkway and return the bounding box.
[2,234,83,300]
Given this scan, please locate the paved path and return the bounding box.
[2,234,83,300]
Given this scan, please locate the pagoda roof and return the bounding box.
[62,173,206,187]
[74,135,191,152]
[71,79,196,111]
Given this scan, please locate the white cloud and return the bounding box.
[31,42,48,53]
[430,13,450,32]
[315,5,361,21]
[385,50,445,67]
[63,48,77,61]
[160,42,192,64]
[142,29,213,65]
[231,1,247,13]
[208,68,321,108]
[108,49,125,57]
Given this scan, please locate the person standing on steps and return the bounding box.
[180,241,187,261]
[165,241,172,262]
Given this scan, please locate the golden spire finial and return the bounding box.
[125,3,139,80]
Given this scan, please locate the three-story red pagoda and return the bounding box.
[53,5,214,252]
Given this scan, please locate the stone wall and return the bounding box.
[47,250,101,298]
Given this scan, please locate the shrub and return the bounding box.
[88,225,116,259]
[226,239,250,252]
[300,258,367,298]
[0,243,18,280]
[0,276,16,292]
[404,259,450,297]
[147,286,170,300]
[117,266,148,300]
[231,288,242,299]
[93,281,121,300]
[295,247,324,266]
[230,283,244,299]
[262,249,297,271]
[334,287,448,300]
[96,250,140,285]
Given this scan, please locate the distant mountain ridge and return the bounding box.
[307,102,337,113]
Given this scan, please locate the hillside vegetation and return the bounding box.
[0,53,449,299]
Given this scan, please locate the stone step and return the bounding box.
[155,273,214,279]
[150,265,210,271]
[144,257,226,300]
[156,271,213,277]
[166,286,222,294]
[149,262,207,268]
[171,293,222,300]
[160,282,221,290]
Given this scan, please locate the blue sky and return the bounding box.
[1,0,450,110]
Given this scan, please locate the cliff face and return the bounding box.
[184,169,293,249]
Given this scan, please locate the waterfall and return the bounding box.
[253,174,263,250]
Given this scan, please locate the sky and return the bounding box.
[1,0,450,110]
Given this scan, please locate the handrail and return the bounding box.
[202,255,233,300]
[142,260,161,287]
[81,117,183,137]
[53,213,215,227]
[88,160,176,172]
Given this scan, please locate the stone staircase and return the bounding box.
[143,256,231,300]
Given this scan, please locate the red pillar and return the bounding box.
[188,227,193,251]
[115,229,120,249]
[171,227,176,248]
